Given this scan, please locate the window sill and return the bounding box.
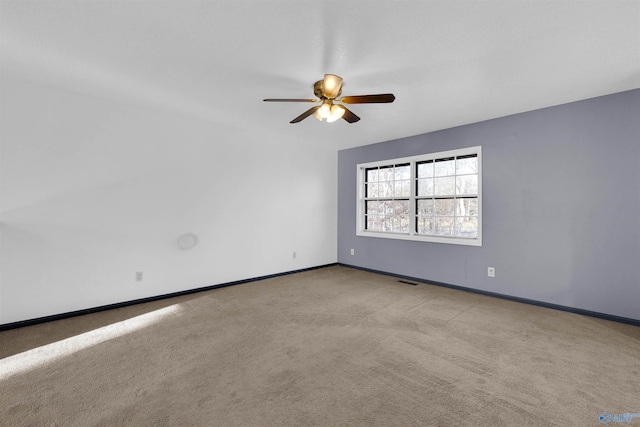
[356,230,482,246]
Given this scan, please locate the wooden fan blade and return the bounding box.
[290,106,320,123]
[341,106,361,123]
[264,98,319,102]
[339,94,395,104]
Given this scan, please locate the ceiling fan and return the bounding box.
[264,74,395,124]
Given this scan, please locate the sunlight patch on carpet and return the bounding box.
[0,304,183,381]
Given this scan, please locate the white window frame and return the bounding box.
[356,146,482,246]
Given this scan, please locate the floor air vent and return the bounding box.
[398,280,419,286]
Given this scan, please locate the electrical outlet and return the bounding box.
[487,267,495,278]
[350,249,355,255]
[293,251,296,259]
[136,271,143,282]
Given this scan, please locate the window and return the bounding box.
[357,146,481,246]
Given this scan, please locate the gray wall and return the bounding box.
[338,89,640,321]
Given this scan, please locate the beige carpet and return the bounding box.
[1,265,639,426]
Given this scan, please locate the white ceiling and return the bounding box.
[2,0,639,150]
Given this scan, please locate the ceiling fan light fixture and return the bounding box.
[322,74,343,99]
[317,102,331,119]
[326,104,345,122]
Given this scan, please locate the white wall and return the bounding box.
[0,76,337,324]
